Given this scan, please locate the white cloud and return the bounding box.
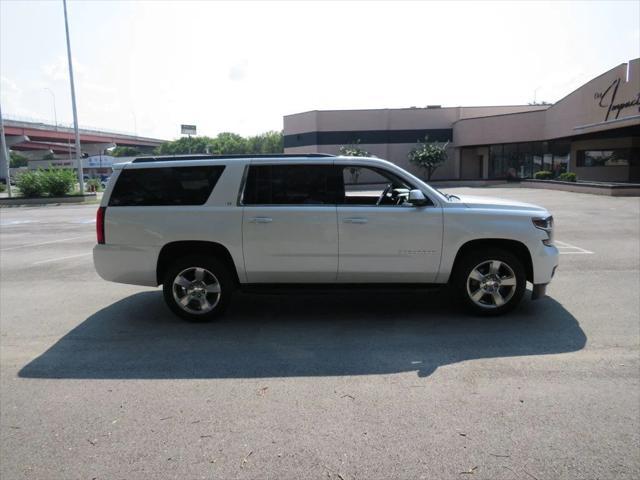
[42,56,68,82]
[229,59,248,82]
[0,75,42,119]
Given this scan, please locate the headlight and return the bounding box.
[532,216,554,245]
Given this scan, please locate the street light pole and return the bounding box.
[62,0,84,194]
[44,88,58,130]
[0,104,13,197]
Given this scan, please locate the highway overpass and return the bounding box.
[1,118,166,179]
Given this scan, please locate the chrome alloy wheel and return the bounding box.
[466,260,517,309]
[172,267,221,314]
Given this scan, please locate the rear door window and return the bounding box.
[109,166,225,206]
[242,164,340,205]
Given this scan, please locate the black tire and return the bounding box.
[162,255,233,322]
[452,248,526,316]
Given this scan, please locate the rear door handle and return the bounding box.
[249,217,273,224]
[343,217,368,224]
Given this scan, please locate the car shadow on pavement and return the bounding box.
[19,289,586,379]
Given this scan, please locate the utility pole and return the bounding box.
[63,0,84,194]
[0,104,13,197]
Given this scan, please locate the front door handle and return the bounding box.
[343,217,368,224]
[249,217,273,224]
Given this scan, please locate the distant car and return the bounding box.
[93,154,558,322]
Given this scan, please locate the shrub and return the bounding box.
[558,172,577,182]
[533,170,553,180]
[16,170,46,197]
[86,178,102,192]
[0,182,5,193]
[41,168,76,196]
[9,152,28,168]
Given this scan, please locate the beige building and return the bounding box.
[284,59,639,183]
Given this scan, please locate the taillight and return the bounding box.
[96,206,106,244]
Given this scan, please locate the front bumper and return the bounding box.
[531,283,548,300]
[530,244,559,299]
[531,244,559,285]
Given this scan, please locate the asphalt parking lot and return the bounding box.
[1,187,638,480]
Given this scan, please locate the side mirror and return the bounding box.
[408,189,429,206]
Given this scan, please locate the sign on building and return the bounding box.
[181,124,197,135]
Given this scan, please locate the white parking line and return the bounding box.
[32,252,92,265]
[556,240,594,255]
[0,220,38,227]
[0,235,93,252]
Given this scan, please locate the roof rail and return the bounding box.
[131,153,335,163]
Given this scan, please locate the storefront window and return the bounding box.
[489,145,505,178]
[503,143,519,179]
[520,147,533,178]
[532,154,543,173]
[550,141,570,175]
[488,140,573,179]
[577,148,639,167]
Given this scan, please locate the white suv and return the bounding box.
[93,154,558,321]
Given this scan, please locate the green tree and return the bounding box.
[209,132,247,154]
[154,131,284,156]
[339,140,370,157]
[110,146,142,157]
[408,137,449,180]
[155,136,215,155]
[9,152,28,168]
[246,131,284,154]
[339,140,371,184]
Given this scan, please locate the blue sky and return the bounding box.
[1,0,639,140]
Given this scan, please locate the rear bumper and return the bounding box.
[93,244,159,287]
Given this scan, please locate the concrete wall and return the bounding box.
[453,110,547,147]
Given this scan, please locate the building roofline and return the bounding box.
[284,105,546,117]
[545,61,634,113]
[285,58,639,121]
[453,58,638,125]
[453,108,549,124]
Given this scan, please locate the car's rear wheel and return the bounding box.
[162,256,233,322]
[453,248,526,315]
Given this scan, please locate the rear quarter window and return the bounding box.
[109,166,225,206]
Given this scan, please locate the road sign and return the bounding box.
[181,124,197,135]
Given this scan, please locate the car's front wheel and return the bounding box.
[453,248,526,315]
[162,256,233,322]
